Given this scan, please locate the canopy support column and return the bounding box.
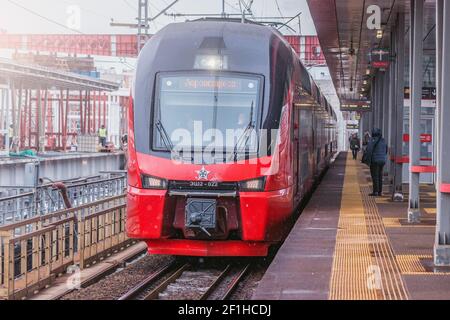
[407,0,424,223]
[434,0,450,266]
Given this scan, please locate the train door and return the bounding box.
[298,108,313,195]
[293,107,300,200]
[311,110,316,175]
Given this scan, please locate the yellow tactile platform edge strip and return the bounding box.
[329,153,409,300]
[360,184,409,300]
[329,154,381,300]
[396,255,430,274]
[396,255,450,275]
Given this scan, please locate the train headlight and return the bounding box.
[194,54,228,70]
[141,175,168,190]
[239,177,266,192]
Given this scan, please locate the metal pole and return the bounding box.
[387,25,396,185]
[376,75,383,130]
[10,82,16,151]
[359,112,364,143]
[382,74,386,131]
[434,0,450,266]
[383,71,391,181]
[137,0,142,52]
[79,90,83,134]
[15,83,23,152]
[370,78,376,130]
[383,71,390,142]
[137,0,149,52]
[36,88,42,152]
[222,0,226,18]
[408,0,424,223]
[41,89,48,153]
[393,12,405,201]
[435,0,443,191]
[4,85,11,154]
[373,77,376,130]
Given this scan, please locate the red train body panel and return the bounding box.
[126,20,337,256]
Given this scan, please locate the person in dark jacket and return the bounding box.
[349,134,360,160]
[363,128,388,196]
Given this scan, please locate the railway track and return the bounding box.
[118,260,251,300]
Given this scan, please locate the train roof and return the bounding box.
[138,20,336,121]
[142,19,287,53]
[136,20,292,81]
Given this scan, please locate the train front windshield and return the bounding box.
[153,73,262,159]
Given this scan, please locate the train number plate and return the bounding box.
[185,198,216,229]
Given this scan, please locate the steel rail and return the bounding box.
[220,264,250,300]
[199,264,232,300]
[118,260,180,300]
[143,263,190,300]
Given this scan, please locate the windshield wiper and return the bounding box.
[231,101,255,161]
[156,120,174,151]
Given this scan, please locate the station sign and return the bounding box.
[340,99,372,112]
[370,48,390,69]
[347,123,360,130]
[403,133,432,143]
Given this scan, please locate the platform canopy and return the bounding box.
[0,58,119,91]
[307,0,437,102]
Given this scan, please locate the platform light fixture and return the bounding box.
[376,29,383,39]
[194,54,228,70]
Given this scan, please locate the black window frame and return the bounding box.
[151,70,266,157]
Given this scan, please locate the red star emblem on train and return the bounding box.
[195,166,210,181]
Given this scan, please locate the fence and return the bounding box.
[0,174,127,226]
[0,194,130,300]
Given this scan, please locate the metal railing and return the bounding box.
[0,194,129,300]
[0,173,127,226]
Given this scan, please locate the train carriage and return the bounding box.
[127,19,337,256]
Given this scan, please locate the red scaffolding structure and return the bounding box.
[0,33,326,66]
[0,59,119,152]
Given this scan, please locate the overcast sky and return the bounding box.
[0,1,342,135]
[0,0,317,35]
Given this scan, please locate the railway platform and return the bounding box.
[253,152,449,300]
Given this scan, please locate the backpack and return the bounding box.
[362,137,381,166]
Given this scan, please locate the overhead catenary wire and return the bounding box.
[224,0,242,13]
[274,0,285,19]
[159,0,181,14]
[7,0,136,70]
[4,0,139,75]
[239,0,255,20]
[123,0,138,11]
[6,0,83,34]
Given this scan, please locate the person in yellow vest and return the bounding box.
[98,125,107,147]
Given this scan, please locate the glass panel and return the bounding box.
[402,118,433,159]
[155,74,261,153]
